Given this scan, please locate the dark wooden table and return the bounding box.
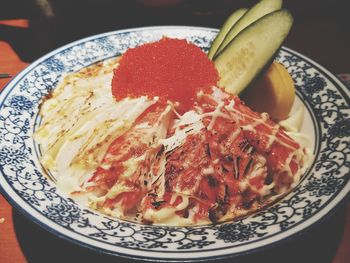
[1,1,349,262]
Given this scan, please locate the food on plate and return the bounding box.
[35,34,311,225]
[208,8,247,60]
[241,61,295,120]
[111,38,218,112]
[214,9,293,96]
[210,0,295,118]
[213,0,283,57]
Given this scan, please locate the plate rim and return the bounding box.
[0,25,349,262]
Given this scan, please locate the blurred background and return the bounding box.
[0,0,350,73]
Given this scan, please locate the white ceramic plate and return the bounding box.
[0,26,349,262]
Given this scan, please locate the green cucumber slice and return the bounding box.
[214,9,293,95]
[215,0,282,57]
[208,8,248,60]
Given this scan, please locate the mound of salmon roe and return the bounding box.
[112,37,219,111]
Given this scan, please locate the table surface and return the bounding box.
[1,8,350,262]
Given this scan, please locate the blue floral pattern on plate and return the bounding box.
[0,26,349,262]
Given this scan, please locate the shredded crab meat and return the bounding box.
[34,39,310,226]
[63,86,308,225]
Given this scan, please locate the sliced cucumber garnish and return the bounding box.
[214,9,293,95]
[215,0,282,57]
[208,8,247,60]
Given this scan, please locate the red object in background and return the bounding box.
[0,20,28,88]
[112,37,219,112]
[0,19,29,28]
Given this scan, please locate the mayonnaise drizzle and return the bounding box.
[38,65,312,226]
[196,87,310,193]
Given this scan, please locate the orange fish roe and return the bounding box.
[112,37,219,111]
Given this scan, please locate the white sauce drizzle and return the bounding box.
[202,101,228,130]
[38,67,312,226]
